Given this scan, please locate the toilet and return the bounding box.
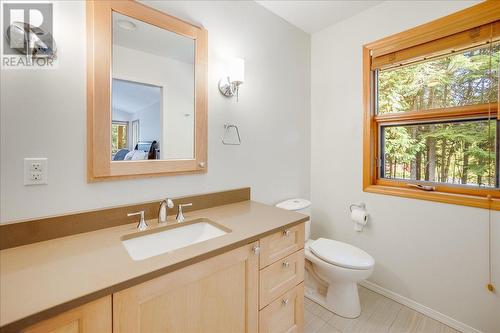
[276,199,375,319]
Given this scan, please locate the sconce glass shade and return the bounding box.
[219,57,245,101]
[228,57,244,84]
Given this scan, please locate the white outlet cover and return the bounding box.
[24,158,48,185]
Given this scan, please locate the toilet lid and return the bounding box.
[309,238,374,270]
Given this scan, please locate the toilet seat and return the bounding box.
[308,238,374,270]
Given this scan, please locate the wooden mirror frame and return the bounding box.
[87,0,207,182]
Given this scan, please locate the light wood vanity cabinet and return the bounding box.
[19,223,305,333]
[113,242,259,333]
[22,297,112,333]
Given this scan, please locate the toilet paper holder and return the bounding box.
[349,202,366,212]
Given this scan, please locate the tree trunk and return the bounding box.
[426,135,437,182]
[477,157,484,186]
[461,142,470,185]
[415,152,422,180]
[410,127,418,180]
[440,139,447,182]
[425,89,436,182]
[444,145,455,183]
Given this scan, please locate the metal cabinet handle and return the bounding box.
[252,245,261,255]
[283,229,291,237]
[282,261,290,268]
[282,298,289,306]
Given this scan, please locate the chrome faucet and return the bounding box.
[128,210,148,231]
[176,203,193,223]
[158,198,174,224]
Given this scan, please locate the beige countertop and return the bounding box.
[0,200,307,330]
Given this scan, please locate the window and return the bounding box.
[381,119,497,187]
[363,1,500,210]
[111,121,129,155]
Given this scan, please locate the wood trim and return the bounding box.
[86,0,96,182]
[87,0,208,181]
[365,0,500,57]
[372,21,500,70]
[365,185,500,210]
[374,104,498,124]
[363,46,375,190]
[363,2,500,210]
[377,179,500,199]
[0,188,250,250]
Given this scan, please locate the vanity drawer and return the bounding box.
[260,223,305,268]
[260,250,305,308]
[259,283,304,333]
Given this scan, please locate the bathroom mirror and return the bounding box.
[87,0,207,181]
[112,12,195,161]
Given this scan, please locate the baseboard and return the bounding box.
[359,280,483,333]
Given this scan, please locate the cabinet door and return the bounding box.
[22,297,111,333]
[113,242,259,333]
[259,283,304,333]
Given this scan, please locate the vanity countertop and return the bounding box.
[0,200,307,330]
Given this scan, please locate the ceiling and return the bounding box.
[112,79,161,114]
[255,0,383,34]
[113,12,194,64]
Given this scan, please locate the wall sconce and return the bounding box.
[218,57,245,101]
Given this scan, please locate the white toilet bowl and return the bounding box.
[275,199,375,319]
[305,239,374,318]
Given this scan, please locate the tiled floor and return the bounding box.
[304,286,460,333]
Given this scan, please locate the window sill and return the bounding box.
[363,185,500,211]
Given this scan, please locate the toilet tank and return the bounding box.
[275,199,311,240]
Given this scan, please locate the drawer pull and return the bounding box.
[252,245,261,255]
[282,298,289,306]
[282,261,290,268]
[283,229,291,237]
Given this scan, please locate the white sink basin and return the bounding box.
[122,218,230,261]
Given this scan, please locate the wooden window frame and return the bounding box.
[363,0,500,210]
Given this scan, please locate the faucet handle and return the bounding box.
[128,210,148,231]
[176,203,193,222]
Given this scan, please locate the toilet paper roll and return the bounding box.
[350,209,368,227]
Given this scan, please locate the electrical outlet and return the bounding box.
[31,172,42,181]
[24,158,48,185]
[31,162,42,171]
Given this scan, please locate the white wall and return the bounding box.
[311,1,499,333]
[131,101,161,144]
[0,0,310,222]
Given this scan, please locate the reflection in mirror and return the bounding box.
[111,12,195,161]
